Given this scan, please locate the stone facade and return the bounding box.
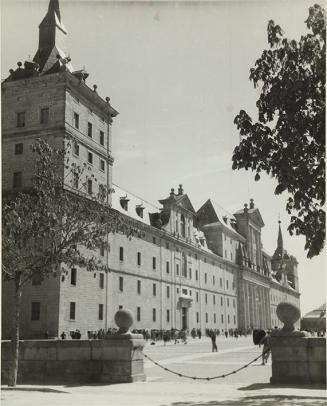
[2,0,300,340]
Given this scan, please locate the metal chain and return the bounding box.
[143,349,270,381]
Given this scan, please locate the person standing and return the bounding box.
[211,332,218,352]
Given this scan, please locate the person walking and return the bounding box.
[260,331,271,365]
[211,332,218,352]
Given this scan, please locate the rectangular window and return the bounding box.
[153,283,156,296]
[205,273,207,284]
[166,309,170,323]
[228,314,230,324]
[88,122,93,137]
[214,313,216,323]
[196,312,199,323]
[137,306,141,321]
[100,159,105,172]
[233,299,235,308]
[119,247,124,261]
[195,270,198,281]
[196,292,199,302]
[166,242,169,249]
[166,285,170,298]
[213,295,216,305]
[166,262,170,274]
[73,142,79,156]
[73,112,79,129]
[153,308,156,322]
[220,278,223,288]
[17,112,25,128]
[221,314,224,323]
[137,280,141,294]
[221,296,223,306]
[213,276,215,285]
[100,242,105,257]
[226,280,229,289]
[13,172,22,188]
[205,293,207,304]
[88,151,93,164]
[152,237,156,244]
[176,264,179,276]
[100,131,104,146]
[227,298,230,307]
[31,274,41,286]
[73,172,79,189]
[205,313,208,323]
[99,273,104,289]
[40,107,49,124]
[31,302,40,321]
[99,304,103,320]
[189,268,192,279]
[152,257,156,270]
[137,252,141,266]
[70,302,76,320]
[71,268,77,285]
[234,315,236,324]
[14,143,23,155]
[87,179,92,194]
[119,276,123,292]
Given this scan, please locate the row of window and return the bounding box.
[119,276,235,306]
[31,300,236,325]
[70,269,105,288]
[15,109,106,148]
[11,170,102,197]
[72,142,106,171]
[31,301,104,321]
[73,112,105,146]
[16,108,49,128]
[119,247,233,288]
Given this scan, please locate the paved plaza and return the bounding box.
[2,336,326,406]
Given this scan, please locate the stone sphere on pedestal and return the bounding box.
[276,302,301,332]
[114,309,134,334]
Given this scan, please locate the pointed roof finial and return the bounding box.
[277,218,283,253]
[48,0,61,22]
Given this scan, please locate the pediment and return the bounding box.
[176,194,196,214]
[249,209,265,227]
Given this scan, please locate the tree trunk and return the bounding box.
[8,278,22,387]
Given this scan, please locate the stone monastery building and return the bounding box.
[2,0,300,339]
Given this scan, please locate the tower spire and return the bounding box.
[277,219,283,253]
[33,0,73,74]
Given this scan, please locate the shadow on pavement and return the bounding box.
[1,387,68,393]
[239,383,327,391]
[168,395,327,406]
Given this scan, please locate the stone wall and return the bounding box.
[270,336,326,385]
[1,337,145,385]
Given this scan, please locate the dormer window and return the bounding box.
[223,216,228,224]
[136,204,144,218]
[120,196,129,211]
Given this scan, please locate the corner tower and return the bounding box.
[2,0,118,203]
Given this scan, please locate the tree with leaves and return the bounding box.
[2,138,132,387]
[233,4,325,258]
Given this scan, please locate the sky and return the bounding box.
[1,0,325,315]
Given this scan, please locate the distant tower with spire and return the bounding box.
[271,220,299,291]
